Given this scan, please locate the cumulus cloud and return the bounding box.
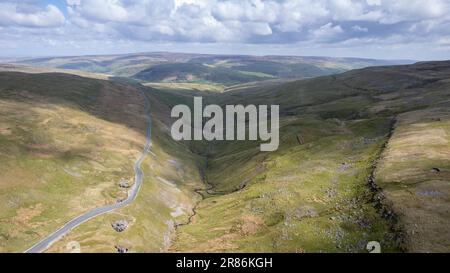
[352,25,369,33]
[0,0,449,59]
[58,0,450,45]
[312,23,344,42]
[0,1,65,28]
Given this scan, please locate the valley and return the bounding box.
[12,53,411,87]
[0,58,449,253]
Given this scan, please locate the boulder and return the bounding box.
[431,168,441,173]
[112,220,129,232]
[115,245,129,253]
[119,179,131,188]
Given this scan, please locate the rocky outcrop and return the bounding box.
[114,245,129,253]
[118,178,131,188]
[111,220,129,232]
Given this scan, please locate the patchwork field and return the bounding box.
[11,53,410,86]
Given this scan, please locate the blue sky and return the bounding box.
[40,0,69,16]
[0,0,449,60]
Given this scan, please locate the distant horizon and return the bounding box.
[1,1,449,61]
[0,50,422,63]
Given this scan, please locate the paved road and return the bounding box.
[25,90,152,253]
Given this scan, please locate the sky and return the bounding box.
[0,0,449,60]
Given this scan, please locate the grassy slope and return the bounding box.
[133,63,275,86]
[0,72,203,253]
[0,72,142,252]
[47,87,206,253]
[1,60,448,253]
[171,61,450,253]
[172,110,398,253]
[375,108,450,252]
[13,53,407,86]
[173,121,396,252]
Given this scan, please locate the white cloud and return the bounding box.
[0,0,449,59]
[71,0,129,22]
[312,23,344,41]
[58,0,450,44]
[352,25,368,32]
[67,0,82,5]
[380,0,448,22]
[0,2,65,28]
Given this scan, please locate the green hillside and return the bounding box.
[133,62,275,86]
[0,71,202,252]
[12,53,411,86]
[170,61,450,252]
[0,60,448,253]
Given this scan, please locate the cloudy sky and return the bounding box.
[0,0,449,60]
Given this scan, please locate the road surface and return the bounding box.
[25,90,152,253]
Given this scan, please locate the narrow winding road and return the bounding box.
[25,90,152,253]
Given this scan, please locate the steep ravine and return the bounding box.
[366,117,406,252]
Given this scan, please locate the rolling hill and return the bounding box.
[0,70,203,252]
[10,53,412,86]
[0,60,448,253]
[168,61,450,252]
